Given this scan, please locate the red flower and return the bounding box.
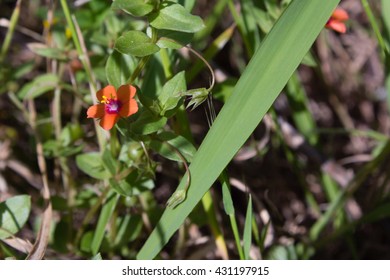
[326,8,349,33]
[87,85,138,130]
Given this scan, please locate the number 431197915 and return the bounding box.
[214,266,269,276]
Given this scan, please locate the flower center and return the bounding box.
[101,96,122,114]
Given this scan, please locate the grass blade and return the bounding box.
[91,190,119,255]
[243,195,253,260]
[137,0,340,260]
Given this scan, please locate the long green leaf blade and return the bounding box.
[91,190,119,255]
[137,0,340,260]
[243,195,253,260]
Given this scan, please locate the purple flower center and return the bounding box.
[105,99,122,114]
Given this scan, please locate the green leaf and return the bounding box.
[76,152,111,180]
[118,142,145,168]
[91,253,103,260]
[27,43,68,60]
[106,50,137,88]
[129,109,167,135]
[17,73,59,100]
[221,178,234,215]
[80,231,94,253]
[156,30,194,49]
[43,139,84,158]
[112,0,155,17]
[110,172,154,197]
[109,178,131,197]
[213,78,237,103]
[266,244,298,260]
[91,190,119,255]
[114,214,143,246]
[0,195,31,239]
[115,31,160,57]
[137,0,341,260]
[102,148,118,176]
[243,195,253,260]
[149,131,196,162]
[158,71,186,117]
[148,1,204,33]
[60,123,84,146]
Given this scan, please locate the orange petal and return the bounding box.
[326,20,347,33]
[99,113,119,130]
[117,84,137,103]
[96,85,117,101]
[332,8,349,21]
[119,99,139,117]
[87,104,105,118]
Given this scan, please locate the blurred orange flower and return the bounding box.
[325,8,349,33]
[87,84,138,130]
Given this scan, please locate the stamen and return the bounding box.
[105,98,122,114]
[101,95,109,104]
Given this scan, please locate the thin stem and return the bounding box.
[0,0,22,64]
[127,56,151,85]
[227,0,253,57]
[75,186,110,246]
[149,36,216,92]
[201,191,229,259]
[26,100,53,259]
[229,214,245,259]
[310,140,390,240]
[183,45,215,92]
[361,0,389,55]
[159,48,173,79]
[60,0,105,150]
[164,140,191,194]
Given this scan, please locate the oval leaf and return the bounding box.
[76,152,112,180]
[115,30,160,57]
[158,71,186,117]
[106,50,136,88]
[148,2,204,33]
[129,109,167,135]
[17,73,59,100]
[156,30,194,49]
[0,195,31,240]
[112,0,155,17]
[27,43,68,60]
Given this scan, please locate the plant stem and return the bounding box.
[0,0,22,64]
[59,0,105,150]
[26,100,53,259]
[361,0,389,55]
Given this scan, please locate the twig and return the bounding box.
[26,100,52,260]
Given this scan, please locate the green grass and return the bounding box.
[137,0,341,259]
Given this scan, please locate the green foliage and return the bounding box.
[243,196,253,260]
[17,73,59,100]
[156,30,193,49]
[91,190,119,255]
[76,153,112,180]
[115,31,160,57]
[137,0,341,260]
[149,131,196,162]
[0,195,31,240]
[27,43,68,61]
[106,51,136,88]
[148,2,204,33]
[112,0,157,17]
